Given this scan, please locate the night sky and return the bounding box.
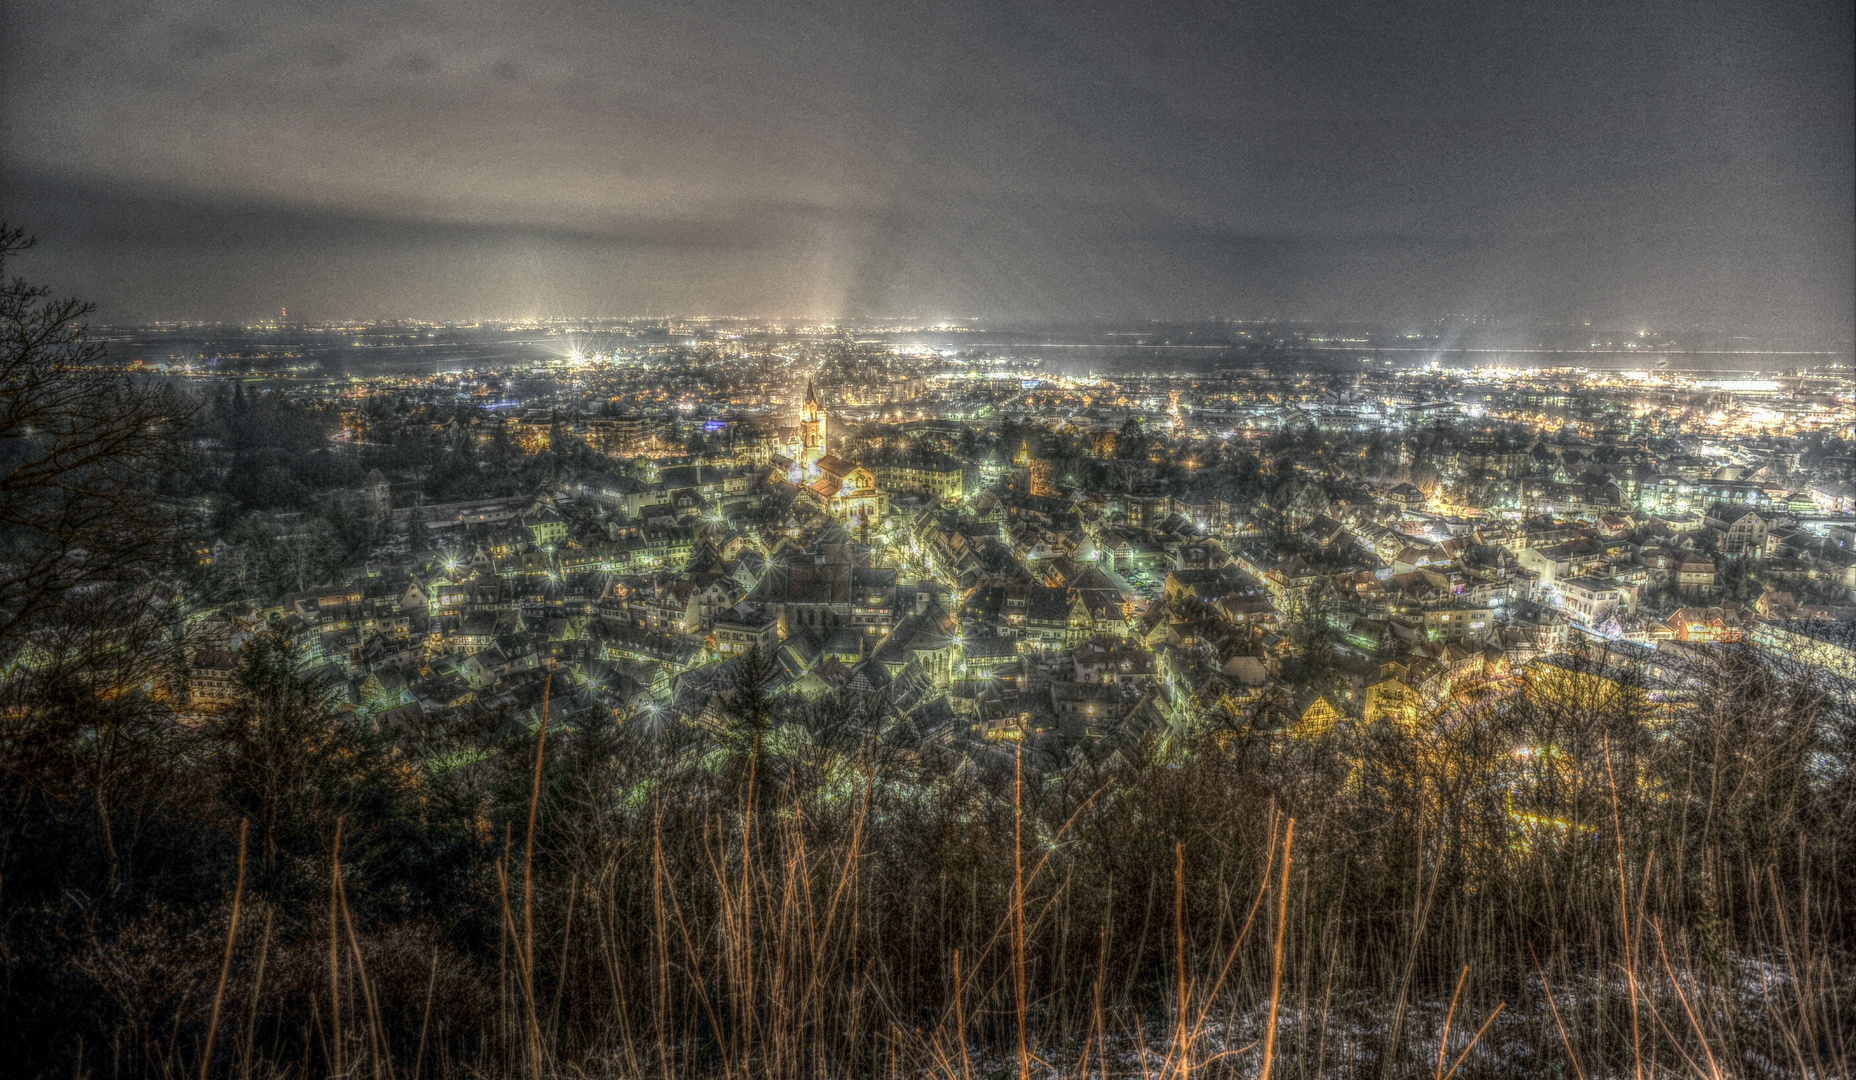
[2,0,1851,332]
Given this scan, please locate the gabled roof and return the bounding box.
[1025,584,1078,625]
[844,660,893,694]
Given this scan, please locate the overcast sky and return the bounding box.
[2,0,1851,332]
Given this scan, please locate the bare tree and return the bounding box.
[0,226,192,646]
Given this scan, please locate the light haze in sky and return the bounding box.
[2,0,1850,334]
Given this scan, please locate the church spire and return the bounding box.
[801,379,826,471]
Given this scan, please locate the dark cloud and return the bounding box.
[2,0,1850,333]
[392,50,436,75]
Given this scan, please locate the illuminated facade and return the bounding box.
[801,380,827,474]
[800,455,885,528]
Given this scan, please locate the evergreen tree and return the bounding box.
[1114,416,1148,460]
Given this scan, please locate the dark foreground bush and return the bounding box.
[2,639,1852,1079]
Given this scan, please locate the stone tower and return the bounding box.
[801,380,827,473]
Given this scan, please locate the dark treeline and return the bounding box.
[190,386,359,518]
[173,386,622,603]
[182,388,605,522]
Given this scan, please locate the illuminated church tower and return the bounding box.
[801,380,827,473]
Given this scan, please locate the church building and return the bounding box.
[799,455,885,528]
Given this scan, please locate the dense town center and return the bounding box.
[157,321,1856,761]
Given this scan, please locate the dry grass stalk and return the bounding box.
[1435,964,1469,1080]
[413,946,438,1080]
[1173,841,1187,1079]
[198,818,247,1080]
[329,817,344,1080]
[1440,1001,1505,1080]
[239,908,273,1079]
[338,870,393,1080]
[1529,942,1584,1080]
[1014,744,1030,1080]
[1654,918,1723,1080]
[1258,816,1295,1080]
[1604,735,1645,1080]
[521,673,552,1079]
